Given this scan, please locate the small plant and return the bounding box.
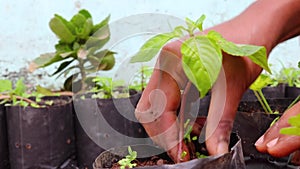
[249,74,275,114]
[130,15,270,161]
[280,114,300,136]
[118,146,137,169]
[0,79,56,108]
[274,65,300,87]
[30,9,115,93]
[129,66,153,92]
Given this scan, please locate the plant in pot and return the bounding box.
[0,79,11,169]
[274,65,300,99]
[93,15,271,169]
[0,78,75,169]
[30,9,148,169]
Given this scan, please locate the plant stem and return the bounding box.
[258,90,273,114]
[287,95,300,109]
[0,94,37,105]
[253,90,269,114]
[177,81,192,162]
[78,59,87,92]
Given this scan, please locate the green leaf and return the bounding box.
[92,15,110,33]
[185,17,196,33]
[36,85,55,96]
[71,13,87,28]
[181,36,222,98]
[280,127,300,136]
[298,61,300,68]
[130,32,179,63]
[14,79,26,96]
[79,9,92,19]
[55,43,72,53]
[288,114,300,127]
[51,60,74,76]
[76,18,93,39]
[207,31,271,73]
[85,24,110,51]
[195,15,206,31]
[49,14,76,43]
[0,80,12,93]
[29,53,65,72]
[250,74,273,91]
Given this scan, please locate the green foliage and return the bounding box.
[250,74,274,114]
[129,66,153,91]
[118,146,137,169]
[130,15,270,98]
[274,66,300,87]
[183,119,194,143]
[280,114,300,136]
[30,10,115,92]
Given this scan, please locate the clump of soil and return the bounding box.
[111,155,174,169]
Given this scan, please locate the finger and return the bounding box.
[206,57,250,155]
[167,141,190,163]
[266,135,300,157]
[255,101,300,155]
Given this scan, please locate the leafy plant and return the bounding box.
[249,74,275,114]
[30,9,115,92]
[118,146,137,169]
[130,15,270,98]
[130,15,270,162]
[274,66,300,87]
[129,66,153,92]
[280,114,300,136]
[0,79,56,107]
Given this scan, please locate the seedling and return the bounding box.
[118,146,137,169]
[0,79,57,108]
[249,74,275,114]
[30,9,115,93]
[130,15,270,161]
[280,114,300,136]
[129,65,153,92]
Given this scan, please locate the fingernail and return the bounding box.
[255,136,264,146]
[217,141,228,155]
[267,138,279,148]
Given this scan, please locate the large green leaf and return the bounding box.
[0,80,12,93]
[85,24,110,51]
[49,14,76,43]
[130,32,179,63]
[92,15,110,34]
[14,79,26,96]
[29,53,65,72]
[207,31,271,73]
[181,36,222,98]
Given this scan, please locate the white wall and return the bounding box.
[0,0,299,89]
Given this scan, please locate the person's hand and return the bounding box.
[255,102,300,157]
[135,0,300,162]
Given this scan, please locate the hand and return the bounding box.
[255,102,300,157]
[135,0,300,162]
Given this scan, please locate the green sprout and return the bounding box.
[118,146,137,169]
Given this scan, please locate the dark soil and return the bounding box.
[111,155,173,169]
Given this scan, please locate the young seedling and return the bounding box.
[249,74,275,114]
[130,15,270,162]
[30,9,115,93]
[129,65,153,92]
[118,146,137,169]
[0,79,58,108]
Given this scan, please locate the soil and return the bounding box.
[111,155,173,169]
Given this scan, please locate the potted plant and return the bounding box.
[0,79,10,169]
[92,14,272,168]
[30,9,149,168]
[0,78,75,169]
